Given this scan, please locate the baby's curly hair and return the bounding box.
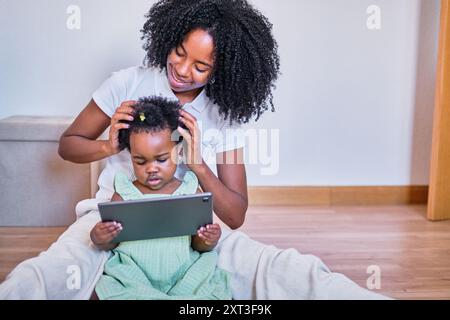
[118,96,183,151]
[141,0,280,124]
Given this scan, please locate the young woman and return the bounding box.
[58,0,281,232]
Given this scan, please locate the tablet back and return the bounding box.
[98,193,213,243]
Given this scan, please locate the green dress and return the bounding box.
[95,171,232,300]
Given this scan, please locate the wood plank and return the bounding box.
[2,205,450,299]
[248,186,330,206]
[249,186,428,206]
[235,205,450,300]
[0,227,66,283]
[331,186,428,205]
[428,0,450,220]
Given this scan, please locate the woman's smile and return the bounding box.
[168,64,191,88]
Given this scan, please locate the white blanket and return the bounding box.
[0,198,388,300]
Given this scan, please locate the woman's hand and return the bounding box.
[197,223,222,246]
[177,110,204,171]
[90,221,122,248]
[107,101,136,155]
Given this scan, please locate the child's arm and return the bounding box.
[90,192,123,251]
[191,187,221,252]
[192,224,221,253]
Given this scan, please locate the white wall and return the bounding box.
[0,0,440,186]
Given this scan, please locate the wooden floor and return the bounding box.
[1,205,450,299]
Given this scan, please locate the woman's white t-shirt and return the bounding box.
[92,66,245,200]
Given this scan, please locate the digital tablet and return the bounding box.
[98,193,213,243]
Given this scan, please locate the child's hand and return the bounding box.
[197,223,221,246]
[90,221,122,246]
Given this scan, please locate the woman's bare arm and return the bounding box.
[193,149,248,230]
[58,99,113,163]
[58,99,135,163]
[177,111,248,230]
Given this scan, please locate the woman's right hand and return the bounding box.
[90,221,122,246]
[107,100,137,155]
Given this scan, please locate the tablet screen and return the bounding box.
[98,193,213,243]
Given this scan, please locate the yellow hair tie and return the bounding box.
[139,112,146,122]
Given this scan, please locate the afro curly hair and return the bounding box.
[118,96,183,151]
[141,0,280,125]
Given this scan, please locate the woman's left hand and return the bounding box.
[177,110,204,171]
